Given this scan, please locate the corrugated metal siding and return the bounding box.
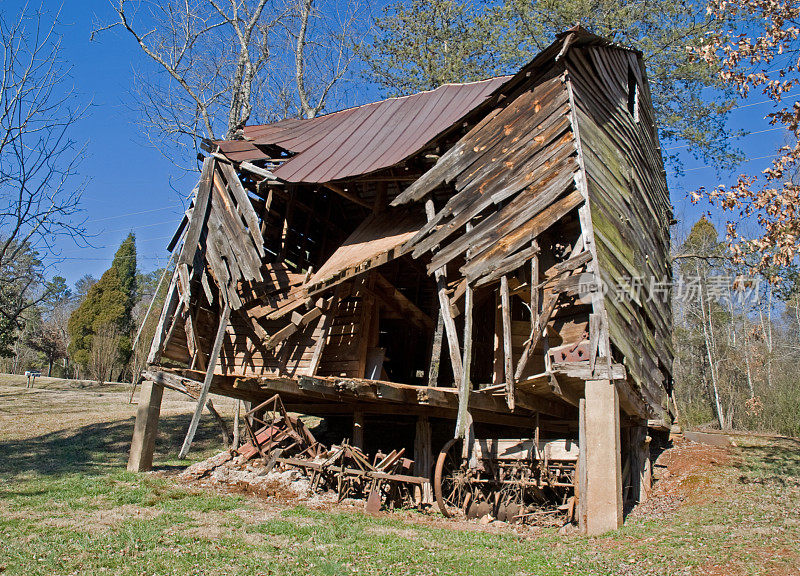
[215,77,510,183]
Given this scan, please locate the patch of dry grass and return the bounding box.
[0,376,799,575]
[0,374,237,441]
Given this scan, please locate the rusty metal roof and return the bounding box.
[215,76,510,183]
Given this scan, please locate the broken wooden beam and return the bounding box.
[178,304,231,459]
[455,277,473,438]
[426,198,463,386]
[500,275,515,410]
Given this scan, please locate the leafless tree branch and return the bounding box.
[0,4,88,351]
[95,0,368,168]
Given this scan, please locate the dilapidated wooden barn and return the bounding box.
[129,27,674,535]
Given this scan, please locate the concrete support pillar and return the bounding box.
[582,379,623,535]
[127,380,164,472]
[352,409,365,450]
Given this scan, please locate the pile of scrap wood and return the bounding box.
[185,394,430,512]
[238,394,325,466]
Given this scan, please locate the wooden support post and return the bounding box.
[583,379,623,535]
[428,308,444,387]
[353,409,365,450]
[434,261,464,384]
[147,269,180,365]
[492,291,503,386]
[643,435,652,500]
[232,399,241,449]
[530,243,539,318]
[178,305,231,459]
[500,275,515,410]
[127,380,165,472]
[455,278,473,438]
[425,199,463,385]
[629,423,651,503]
[414,415,434,504]
[462,411,476,465]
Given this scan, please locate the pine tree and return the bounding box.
[67,234,137,378]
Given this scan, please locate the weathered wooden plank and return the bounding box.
[178,157,214,269]
[217,161,266,258]
[462,188,584,281]
[425,199,464,386]
[393,75,566,206]
[428,308,445,387]
[211,169,262,281]
[407,96,574,251]
[424,157,578,274]
[474,242,541,287]
[178,304,231,459]
[500,275,515,410]
[455,273,473,439]
[409,122,575,260]
[265,306,324,351]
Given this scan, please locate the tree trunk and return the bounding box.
[698,265,725,429]
[757,285,774,391]
[743,327,755,399]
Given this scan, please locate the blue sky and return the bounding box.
[5,1,791,288]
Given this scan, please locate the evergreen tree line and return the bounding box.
[0,233,169,384]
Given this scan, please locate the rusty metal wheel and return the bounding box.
[434,438,471,517]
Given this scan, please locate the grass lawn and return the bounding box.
[0,375,798,576]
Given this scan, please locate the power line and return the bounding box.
[664,126,786,151]
[680,153,781,173]
[54,256,170,261]
[663,90,800,152]
[85,205,181,223]
[729,91,800,111]
[55,234,175,257]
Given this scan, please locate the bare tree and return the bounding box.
[28,321,67,376]
[27,276,73,376]
[290,0,360,118]
[695,262,726,429]
[0,5,87,355]
[95,0,365,168]
[89,323,122,384]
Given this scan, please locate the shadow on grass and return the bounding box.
[737,438,800,486]
[0,413,227,478]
